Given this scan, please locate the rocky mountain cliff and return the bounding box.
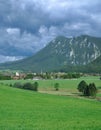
[46,35,101,65]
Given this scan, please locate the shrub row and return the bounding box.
[13,82,38,91]
[0,74,11,80]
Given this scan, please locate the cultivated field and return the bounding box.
[0,76,101,130]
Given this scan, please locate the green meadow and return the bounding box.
[0,76,101,130]
[0,76,101,95]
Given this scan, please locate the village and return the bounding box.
[0,71,101,80]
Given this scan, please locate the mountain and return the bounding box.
[0,35,101,72]
[90,55,101,65]
[85,55,101,73]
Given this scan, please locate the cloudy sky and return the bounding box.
[0,0,101,62]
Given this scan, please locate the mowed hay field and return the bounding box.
[0,76,101,130]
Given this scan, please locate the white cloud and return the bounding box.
[6,28,20,35]
[0,55,24,63]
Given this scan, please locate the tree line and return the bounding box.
[24,72,81,80]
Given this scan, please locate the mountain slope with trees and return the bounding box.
[0,35,101,72]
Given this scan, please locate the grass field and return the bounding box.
[0,84,101,130]
[0,76,101,130]
[0,76,101,97]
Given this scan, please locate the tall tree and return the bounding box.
[77,80,88,93]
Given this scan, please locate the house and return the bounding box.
[12,72,26,80]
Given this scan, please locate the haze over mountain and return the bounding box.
[0,35,101,73]
[0,0,101,63]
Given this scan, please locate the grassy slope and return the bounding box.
[0,84,101,130]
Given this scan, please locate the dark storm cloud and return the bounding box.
[1,0,100,35]
[0,0,101,62]
[1,0,101,32]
